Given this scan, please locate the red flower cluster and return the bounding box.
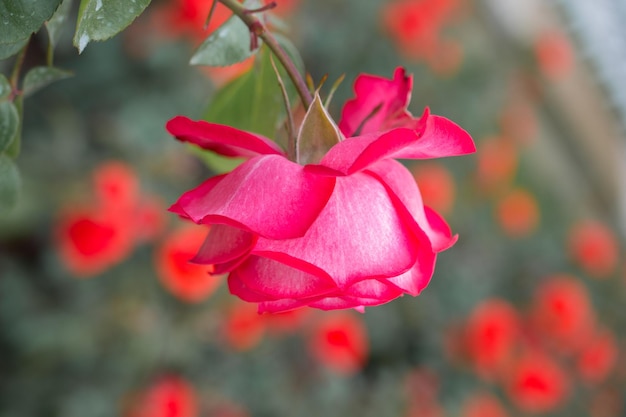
[453,274,619,414]
[382,0,466,75]
[55,161,165,277]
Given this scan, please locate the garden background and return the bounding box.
[1,0,626,416]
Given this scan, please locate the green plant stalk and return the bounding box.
[217,0,313,110]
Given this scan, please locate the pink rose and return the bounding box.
[167,67,475,313]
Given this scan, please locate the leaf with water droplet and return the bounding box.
[73,0,151,53]
[190,0,263,67]
[0,102,19,153]
[0,0,62,43]
[23,66,73,97]
[296,92,343,165]
[0,154,20,213]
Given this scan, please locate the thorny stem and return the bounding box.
[217,0,313,109]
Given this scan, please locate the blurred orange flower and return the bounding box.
[495,188,540,238]
[412,162,456,215]
[155,224,223,303]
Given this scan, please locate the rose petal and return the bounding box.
[166,116,284,158]
[344,278,404,300]
[321,111,475,175]
[384,256,436,296]
[169,174,225,219]
[233,256,339,300]
[171,155,336,239]
[366,159,456,252]
[228,272,275,303]
[191,224,256,265]
[253,172,422,287]
[339,67,413,137]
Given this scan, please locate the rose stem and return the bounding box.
[217,0,313,109]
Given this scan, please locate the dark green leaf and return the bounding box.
[73,0,151,53]
[0,101,19,153]
[46,0,73,47]
[0,74,11,100]
[190,0,263,67]
[0,36,29,60]
[296,92,342,165]
[23,66,73,97]
[0,154,20,212]
[0,0,62,43]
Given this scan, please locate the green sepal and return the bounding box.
[296,91,343,165]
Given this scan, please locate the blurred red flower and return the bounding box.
[568,220,620,278]
[56,206,134,277]
[506,353,569,413]
[461,392,509,417]
[126,375,198,417]
[382,0,465,75]
[530,275,595,355]
[93,160,140,213]
[155,225,223,303]
[495,188,540,238]
[577,328,618,384]
[308,312,368,375]
[534,29,574,81]
[465,298,520,379]
[411,162,456,215]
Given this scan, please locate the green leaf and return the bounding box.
[73,0,151,53]
[0,154,20,213]
[0,36,29,60]
[23,66,73,97]
[203,45,299,138]
[46,0,73,47]
[0,101,19,153]
[5,95,22,158]
[190,0,263,67]
[296,92,342,165]
[0,0,62,43]
[0,74,11,100]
